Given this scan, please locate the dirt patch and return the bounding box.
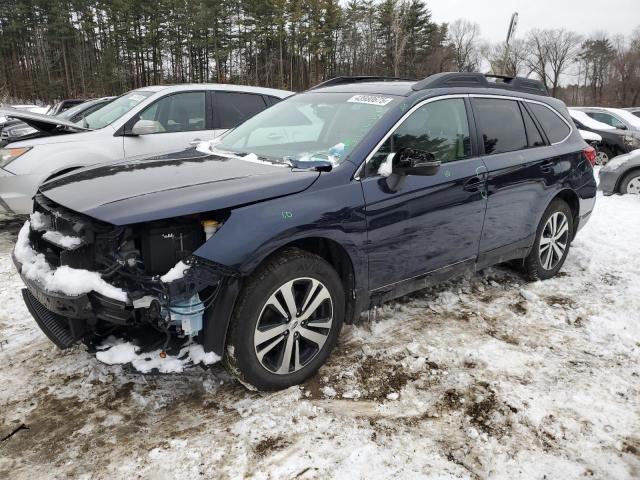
[623,437,640,457]
[254,435,290,457]
[545,295,576,308]
[510,301,528,315]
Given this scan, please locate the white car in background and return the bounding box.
[0,84,293,214]
[572,106,640,132]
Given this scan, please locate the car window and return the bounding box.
[215,92,268,129]
[588,112,626,129]
[81,91,153,129]
[366,98,471,177]
[216,92,400,165]
[521,104,546,147]
[473,98,528,155]
[528,103,569,144]
[137,92,206,133]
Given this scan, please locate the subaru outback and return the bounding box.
[13,73,597,390]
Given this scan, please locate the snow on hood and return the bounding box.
[569,110,615,131]
[14,221,127,302]
[95,336,220,373]
[579,129,602,142]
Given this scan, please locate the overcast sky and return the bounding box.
[427,0,640,43]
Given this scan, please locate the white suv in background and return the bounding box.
[0,84,293,214]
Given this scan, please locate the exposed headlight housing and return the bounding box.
[624,135,640,149]
[6,126,37,138]
[0,147,32,169]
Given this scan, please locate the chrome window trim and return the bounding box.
[469,93,574,146]
[354,92,574,180]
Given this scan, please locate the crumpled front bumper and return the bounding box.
[12,253,133,323]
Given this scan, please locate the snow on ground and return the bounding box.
[1,193,639,479]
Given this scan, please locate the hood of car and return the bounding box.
[40,149,320,225]
[0,108,89,134]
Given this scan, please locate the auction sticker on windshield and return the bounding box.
[347,95,394,106]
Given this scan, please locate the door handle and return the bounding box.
[463,176,484,192]
[540,159,553,173]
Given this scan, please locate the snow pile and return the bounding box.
[29,211,48,230]
[96,336,220,373]
[14,221,127,301]
[160,260,190,283]
[42,231,83,249]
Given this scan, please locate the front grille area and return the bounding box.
[30,193,116,270]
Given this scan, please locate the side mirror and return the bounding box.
[129,119,163,136]
[392,148,441,176]
[616,123,628,130]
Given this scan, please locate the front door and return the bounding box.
[360,96,487,292]
[123,91,212,158]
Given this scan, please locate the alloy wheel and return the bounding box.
[253,277,333,375]
[595,151,609,166]
[539,212,569,271]
[626,176,640,195]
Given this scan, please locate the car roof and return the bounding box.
[130,83,294,98]
[308,81,416,96]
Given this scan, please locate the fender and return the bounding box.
[194,172,369,355]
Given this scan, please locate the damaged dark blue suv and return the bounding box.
[13,73,597,390]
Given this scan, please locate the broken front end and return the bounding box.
[13,194,236,352]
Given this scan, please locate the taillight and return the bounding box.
[582,146,597,167]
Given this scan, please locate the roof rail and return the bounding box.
[310,76,416,90]
[412,72,549,96]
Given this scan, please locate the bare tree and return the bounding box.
[448,19,481,72]
[485,39,529,76]
[526,29,582,96]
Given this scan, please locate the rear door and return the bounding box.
[123,91,210,158]
[361,96,487,291]
[212,91,271,137]
[472,96,563,266]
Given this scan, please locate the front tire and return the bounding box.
[522,199,573,281]
[620,170,640,195]
[224,248,344,391]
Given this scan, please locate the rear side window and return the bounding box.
[472,98,527,155]
[528,103,570,144]
[214,92,267,129]
[521,104,546,147]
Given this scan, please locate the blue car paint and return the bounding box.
[38,82,597,356]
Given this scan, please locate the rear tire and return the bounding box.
[522,199,573,281]
[595,148,612,166]
[620,170,640,195]
[224,248,344,391]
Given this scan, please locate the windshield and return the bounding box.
[58,99,102,120]
[608,108,640,129]
[216,92,401,165]
[80,91,153,129]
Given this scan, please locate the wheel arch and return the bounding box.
[553,188,580,240]
[616,166,640,193]
[202,235,364,357]
[254,236,359,324]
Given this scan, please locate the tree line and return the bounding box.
[0,0,638,107]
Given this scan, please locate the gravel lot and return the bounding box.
[0,192,639,480]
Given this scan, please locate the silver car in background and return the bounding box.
[0,84,293,214]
